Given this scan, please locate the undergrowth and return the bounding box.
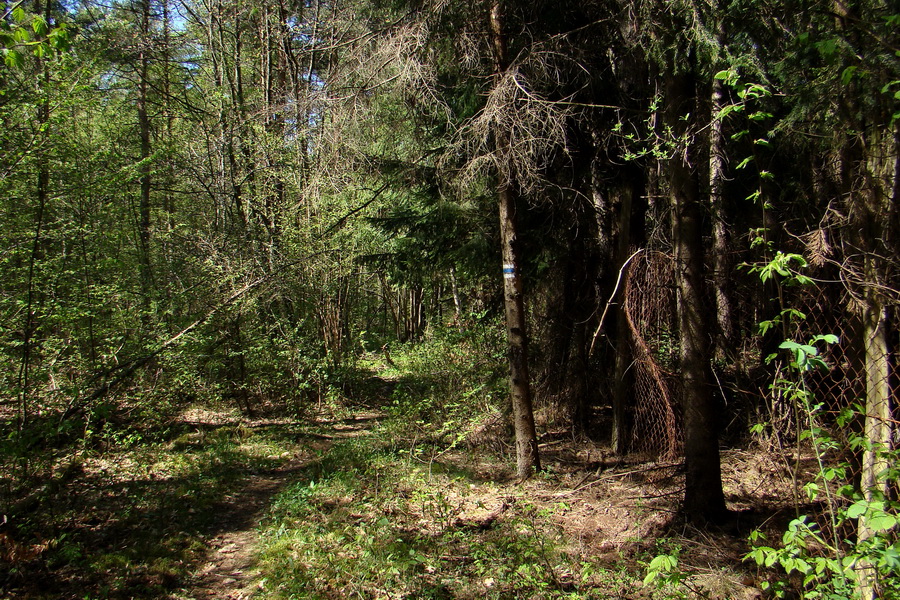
[377,326,510,451]
[256,434,644,599]
[255,334,649,600]
[0,407,304,599]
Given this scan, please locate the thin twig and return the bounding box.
[589,249,643,356]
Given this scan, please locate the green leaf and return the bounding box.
[746,547,767,565]
[3,48,23,68]
[866,510,897,532]
[803,482,820,500]
[737,156,754,170]
[815,38,838,57]
[841,66,857,85]
[643,553,678,585]
[714,69,739,87]
[846,500,867,519]
[784,308,807,321]
[13,27,30,43]
[717,105,741,119]
[32,16,48,36]
[12,6,26,23]
[48,27,70,51]
[878,546,900,569]
[822,467,843,481]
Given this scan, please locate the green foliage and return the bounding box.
[642,550,682,587]
[0,4,70,68]
[746,422,900,599]
[746,252,811,285]
[745,258,899,599]
[778,335,840,372]
[613,96,692,163]
[380,324,508,446]
[258,433,627,599]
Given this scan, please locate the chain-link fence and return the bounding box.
[622,250,681,459]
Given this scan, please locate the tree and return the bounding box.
[665,69,728,521]
[488,0,540,479]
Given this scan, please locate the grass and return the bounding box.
[1,330,779,600]
[256,433,637,599]
[253,337,651,600]
[0,405,308,599]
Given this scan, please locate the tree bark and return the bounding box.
[854,124,896,600]
[490,0,540,480]
[449,265,463,328]
[667,72,727,522]
[610,182,634,455]
[709,73,735,355]
[498,185,541,479]
[137,0,154,314]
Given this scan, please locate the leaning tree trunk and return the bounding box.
[490,0,540,480]
[667,71,727,522]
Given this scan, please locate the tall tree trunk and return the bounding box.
[449,265,463,328]
[137,0,154,314]
[609,182,634,455]
[854,125,896,600]
[490,0,540,479]
[19,0,53,437]
[709,72,735,355]
[667,71,727,522]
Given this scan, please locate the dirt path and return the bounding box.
[184,459,309,599]
[174,411,383,600]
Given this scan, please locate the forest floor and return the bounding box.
[0,369,809,600]
[173,409,384,600]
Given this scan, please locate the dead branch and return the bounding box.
[589,248,643,356]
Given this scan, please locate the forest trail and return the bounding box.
[173,410,384,600]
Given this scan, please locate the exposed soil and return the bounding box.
[1,400,800,600]
[170,410,384,600]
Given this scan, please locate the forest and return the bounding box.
[0,0,898,598]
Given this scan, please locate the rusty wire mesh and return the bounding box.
[622,250,681,459]
[762,246,900,562]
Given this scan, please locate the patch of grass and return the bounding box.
[1,418,304,599]
[256,428,645,599]
[375,328,510,454]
